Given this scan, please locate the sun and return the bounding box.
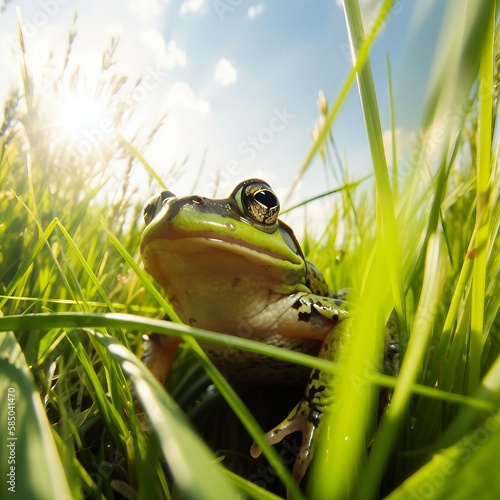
[56,94,103,137]
[53,88,112,154]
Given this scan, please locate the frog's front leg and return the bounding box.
[142,334,182,384]
[251,317,353,486]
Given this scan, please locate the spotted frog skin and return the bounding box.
[140,179,399,489]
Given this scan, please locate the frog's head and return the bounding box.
[140,179,308,293]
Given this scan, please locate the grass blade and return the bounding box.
[287,0,395,199]
[0,331,73,499]
[342,0,404,316]
[361,234,443,499]
[386,410,500,500]
[92,331,239,500]
[469,3,494,394]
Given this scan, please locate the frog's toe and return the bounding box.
[250,400,321,485]
[291,439,312,485]
[250,400,305,457]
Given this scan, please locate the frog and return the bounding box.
[140,178,399,490]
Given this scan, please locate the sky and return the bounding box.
[0,0,445,235]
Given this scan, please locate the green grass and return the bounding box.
[0,1,499,499]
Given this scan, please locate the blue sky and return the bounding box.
[0,0,444,234]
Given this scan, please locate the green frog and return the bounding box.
[140,178,399,488]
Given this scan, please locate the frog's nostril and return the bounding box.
[192,196,205,206]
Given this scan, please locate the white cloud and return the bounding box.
[161,40,187,68]
[129,0,164,20]
[214,58,237,87]
[138,28,186,69]
[105,23,124,38]
[164,82,210,115]
[247,4,265,20]
[180,0,206,16]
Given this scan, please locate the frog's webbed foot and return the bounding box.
[250,399,321,486]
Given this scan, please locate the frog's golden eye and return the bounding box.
[143,190,176,225]
[239,180,280,225]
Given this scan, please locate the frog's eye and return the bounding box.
[143,190,176,225]
[238,180,280,225]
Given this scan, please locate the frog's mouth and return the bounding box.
[141,229,291,263]
[141,229,306,295]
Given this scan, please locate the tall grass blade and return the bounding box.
[469,3,494,395]
[361,234,443,499]
[120,134,167,190]
[386,410,500,500]
[287,0,395,199]
[342,0,404,315]
[93,331,239,500]
[0,331,73,499]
